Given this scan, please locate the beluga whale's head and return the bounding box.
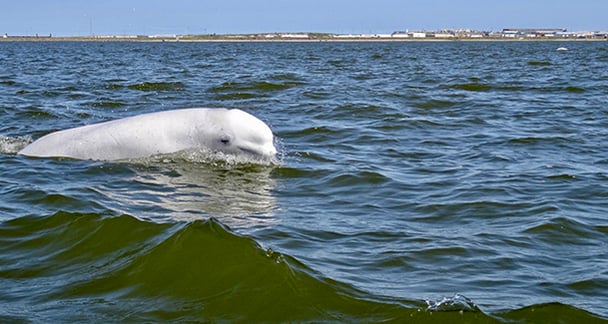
[201,108,277,162]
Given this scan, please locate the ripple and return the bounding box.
[210,80,302,92]
[127,81,185,92]
[104,83,124,90]
[413,99,459,109]
[326,171,390,187]
[499,303,604,323]
[217,92,260,100]
[209,80,303,100]
[90,101,126,108]
[522,217,602,245]
[563,86,585,93]
[528,61,552,66]
[507,135,578,145]
[15,108,59,119]
[450,83,492,92]
[272,166,321,178]
[0,80,16,86]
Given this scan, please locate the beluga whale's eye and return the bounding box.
[219,134,231,145]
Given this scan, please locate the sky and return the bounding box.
[1,0,607,36]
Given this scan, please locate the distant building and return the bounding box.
[594,31,608,38]
[280,33,309,39]
[411,32,426,38]
[391,32,410,38]
[434,33,455,38]
[148,34,177,39]
[502,28,566,38]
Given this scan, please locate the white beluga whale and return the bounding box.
[18,108,276,162]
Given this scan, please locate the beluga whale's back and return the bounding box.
[18,108,276,162]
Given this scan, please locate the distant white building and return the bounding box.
[391,32,410,38]
[333,34,370,39]
[502,28,566,38]
[411,32,426,38]
[148,34,177,39]
[280,33,309,39]
[434,33,455,38]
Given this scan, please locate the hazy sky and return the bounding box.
[1,0,607,36]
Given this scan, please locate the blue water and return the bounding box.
[1,40,607,322]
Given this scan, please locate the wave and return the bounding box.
[527,60,552,66]
[0,212,419,322]
[450,83,493,92]
[126,81,186,92]
[0,212,604,322]
[209,80,303,100]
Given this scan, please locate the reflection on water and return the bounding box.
[97,153,278,228]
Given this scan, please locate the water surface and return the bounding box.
[1,40,607,322]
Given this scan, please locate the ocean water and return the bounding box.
[0,40,607,322]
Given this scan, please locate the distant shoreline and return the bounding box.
[4,28,608,43]
[1,36,606,43]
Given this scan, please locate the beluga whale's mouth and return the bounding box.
[238,144,277,157]
[236,144,277,164]
[238,146,261,156]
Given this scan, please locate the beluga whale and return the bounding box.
[18,108,277,162]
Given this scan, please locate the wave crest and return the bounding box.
[426,294,481,312]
